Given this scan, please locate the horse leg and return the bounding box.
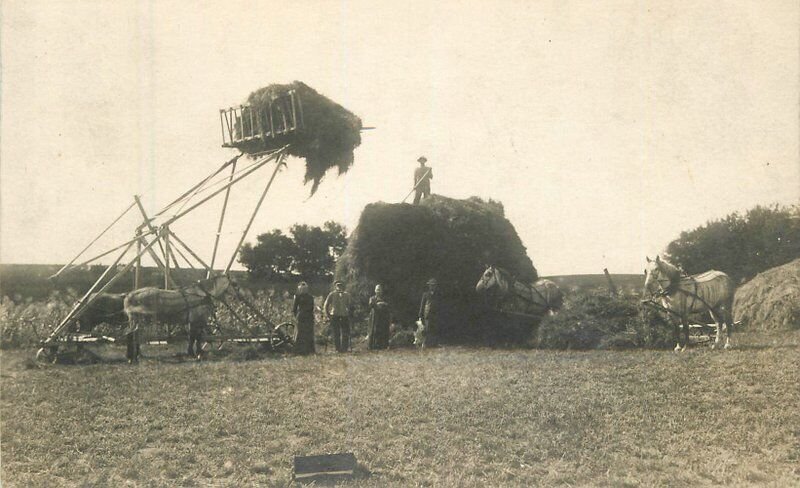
[673,319,683,352]
[722,302,734,350]
[709,309,723,350]
[126,315,139,364]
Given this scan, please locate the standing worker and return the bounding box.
[292,281,316,354]
[324,280,353,352]
[418,278,441,347]
[367,284,392,350]
[413,156,433,204]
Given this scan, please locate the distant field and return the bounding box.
[545,273,644,294]
[2,331,797,487]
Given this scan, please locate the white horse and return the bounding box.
[475,266,564,316]
[644,256,735,351]
[123,274,232,361]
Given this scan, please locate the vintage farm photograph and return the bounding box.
[1,1,798,486]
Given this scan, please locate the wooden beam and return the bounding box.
[224,153,286,273]
[163,147,288,227]
[50,200,137,279]
[208,158,238,277]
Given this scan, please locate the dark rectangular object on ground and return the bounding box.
[293,453,356,483]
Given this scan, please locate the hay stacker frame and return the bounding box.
[38,93,311,363]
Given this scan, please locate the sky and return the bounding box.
[1,0,798,276]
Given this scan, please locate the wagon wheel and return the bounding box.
[271,322,296,350]
[36,345,59,364]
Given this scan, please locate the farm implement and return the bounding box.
[38,84,363,363]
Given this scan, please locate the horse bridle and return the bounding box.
[647,265,674,298]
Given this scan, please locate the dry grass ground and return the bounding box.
[2,331,798,487]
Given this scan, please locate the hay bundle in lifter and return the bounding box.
[235,81,362,194]
[336,195,538,343]
[734,258,800,330]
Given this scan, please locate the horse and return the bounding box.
[475,266,564,316]
[643,255,735,351]
[76,292,127,333]
[123,274,232,362]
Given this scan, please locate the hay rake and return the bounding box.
[37,95,311,363]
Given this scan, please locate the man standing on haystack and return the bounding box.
[324,280,353,352]
[413,156,433,204]
[418,278,441,346]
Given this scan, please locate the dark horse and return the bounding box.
[475,265,564,316]
[644,256,735,351]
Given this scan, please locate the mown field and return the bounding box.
[2,331,798,487]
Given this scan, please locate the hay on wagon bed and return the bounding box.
[234,81,362,195]
[335,195,538,343]
[734,258,800,330]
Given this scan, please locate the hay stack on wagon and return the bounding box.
[335,195,538,343]
[234,81,362,195]
[734,258,800,330]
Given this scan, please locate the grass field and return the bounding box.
[2,331,798,487]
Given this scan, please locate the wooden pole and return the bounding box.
[604,268,618,296]
[135,195,179,270]
[70,232,153,270]
[225,153,286,273]
[162,147,287,227]
[164,226,171,289]
[170,230,214,273]
[402,167,432,203]
[134,230,141,289]
[208,158,238,278]
[151,154,240,221]
[50,200,137,279]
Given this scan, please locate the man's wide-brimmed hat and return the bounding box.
[427,278,438,285]
[417,156,427,163]
[334,280,344,286]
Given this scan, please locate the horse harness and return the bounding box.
[648,268,716,318]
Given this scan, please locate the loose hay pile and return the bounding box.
[236,81,362,195]
[335,195,537,343]
[734,258,800,330]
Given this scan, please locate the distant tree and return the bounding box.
[664,204,800,283]
[238,221,347,280]
[238,230,296,280]
[289,221,348,280]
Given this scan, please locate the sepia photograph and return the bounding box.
[1,1,798,486]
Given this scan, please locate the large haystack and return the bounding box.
[734,258,800,330]
[335,195,537,343]
[235,81,362,194]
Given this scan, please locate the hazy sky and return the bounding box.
[1,1,798,276]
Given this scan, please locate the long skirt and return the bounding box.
[294,313,315,354]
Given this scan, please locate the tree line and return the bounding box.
[664,204,800,283]
[238,221,347,281]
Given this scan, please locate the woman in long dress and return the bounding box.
[292,282,315,354]
[368,284,391,350]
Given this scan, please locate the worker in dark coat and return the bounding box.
[292,281,315,354]
[413,156,433,204]
[367,284,391,350]
[323,280,353,352]
[418,278,441,346]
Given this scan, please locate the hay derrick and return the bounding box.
[734,258,800,330]
[235,81,362,195]
[336,195,538,343]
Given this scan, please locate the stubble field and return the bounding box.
[1,331,798,487]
